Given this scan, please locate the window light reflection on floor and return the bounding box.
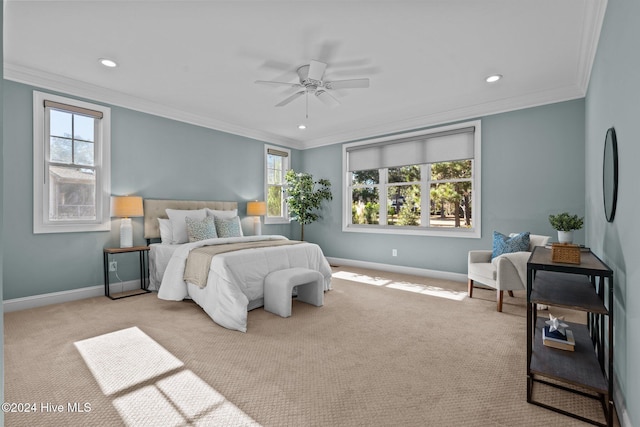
[75,327,260,426]
[332,270,467,301]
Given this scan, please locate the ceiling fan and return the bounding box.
[255,59,370,116]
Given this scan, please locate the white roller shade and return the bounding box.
[347,127,474,171]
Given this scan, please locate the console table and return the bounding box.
[526,246,614,426]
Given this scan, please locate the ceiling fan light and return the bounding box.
[485,74,502,83]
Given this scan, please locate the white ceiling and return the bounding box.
[4,0,607,150]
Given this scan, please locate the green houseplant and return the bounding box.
[548,212,584,243]
[284,170,332,241]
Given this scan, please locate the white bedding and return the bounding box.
[156,235,332,332]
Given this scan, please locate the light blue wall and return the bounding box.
[585,0,639,424]
[300,99,586,274]
[2,81,295,300]
[1,3,5,417]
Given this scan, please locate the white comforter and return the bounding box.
[157,235,332,332]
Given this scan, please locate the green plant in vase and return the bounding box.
[548,212,584,244]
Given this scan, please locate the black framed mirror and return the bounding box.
[603,127,618,222]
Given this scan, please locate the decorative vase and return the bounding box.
[557,230,574,244]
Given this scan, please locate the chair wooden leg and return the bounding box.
[497,290,504,312]
[508,290,514,297]
[467,279,474,298]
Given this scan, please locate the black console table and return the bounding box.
[526,246,614,426]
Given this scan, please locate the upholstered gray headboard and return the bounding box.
[143,199,238,240]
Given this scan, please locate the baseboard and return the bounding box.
[614,374,632,427]
[325,257,467,283]
[3,280,146,312]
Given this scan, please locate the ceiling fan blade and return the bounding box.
[315,90,340,108]
[255,80,302,88]
[325,78,370,90]
[307,60,327,81]
[275,91,305,107]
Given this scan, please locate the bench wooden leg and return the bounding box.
[497,290,504,312]
[467,279,474,298]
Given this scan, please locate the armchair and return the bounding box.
[467,234,550,312]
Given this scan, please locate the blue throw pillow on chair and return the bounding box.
[492,231,530,259]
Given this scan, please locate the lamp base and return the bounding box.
[120,218,133,248]
[252,216,262,236]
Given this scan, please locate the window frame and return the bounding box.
[33,91,111,234]
[264,144,291,225]
[342,120,481,238]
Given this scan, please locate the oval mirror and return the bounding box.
[603,127,618,222]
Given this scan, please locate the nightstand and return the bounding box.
[103,246,151,300]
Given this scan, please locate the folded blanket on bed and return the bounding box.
[184,240,303,288]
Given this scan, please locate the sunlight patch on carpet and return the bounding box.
[76,327,260,426]
[333,270,466,301]
[74,327,184,395]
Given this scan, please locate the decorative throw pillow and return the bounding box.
[166,208,207,244]
[214,216,242,238]
[492,231,530,259]
[185,216,218,242]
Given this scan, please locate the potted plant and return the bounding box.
[284,170,332,241]
[548,212,584,243]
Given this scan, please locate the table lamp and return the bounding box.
[111,196,144,248]
[247,201,267,235]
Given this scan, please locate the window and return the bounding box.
[343,120,481,238]
[264,145,290,224]
[33,91,111,233]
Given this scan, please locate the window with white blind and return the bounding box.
[264,145,291,224]
[33,91,111,233]
[343,120,481,238]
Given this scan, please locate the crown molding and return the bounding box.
[5,62,588,152]
[575,0,608,93]
[299,83,586,149]
[4,63,304,150]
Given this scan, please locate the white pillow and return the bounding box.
[166,208,207,244]
[158,218,174,244]
[205,208,238,219]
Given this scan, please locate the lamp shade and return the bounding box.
[111,196,144,218]
[247,201,267,216]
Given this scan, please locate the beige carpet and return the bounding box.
[4,266,614,426]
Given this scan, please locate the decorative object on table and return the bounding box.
[111,196,144,248]
[247,200,267,235]
[543,313,574,351]
[284,170,332,241]
[542,326,575,351]
[545,313,568,334]
[603,127,618,223]
[551,242,581,264]
[548,212,584,244]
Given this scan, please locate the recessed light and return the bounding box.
[485,74,502,83]
[298,124,307,130]
[99,58,118,68]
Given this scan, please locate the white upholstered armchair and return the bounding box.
[467,234,550,312]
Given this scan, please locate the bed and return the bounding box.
[143,199,332,332]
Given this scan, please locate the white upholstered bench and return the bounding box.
[264,268,324,318]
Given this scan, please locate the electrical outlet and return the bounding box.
[392,249,398,257]
[109,261,117,272]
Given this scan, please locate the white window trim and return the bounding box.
[264,144,291,225]
[33,91,111,233]
[342,120,481,238]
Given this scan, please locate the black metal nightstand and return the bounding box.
[103,246,151,300]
